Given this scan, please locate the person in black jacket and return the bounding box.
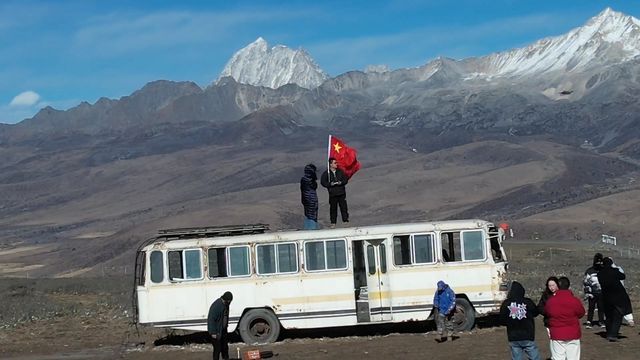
[300,163,319,229]
[599,257,632,341]
[207,291,233,360]
[500,281,541,360]
[320,157,349,228]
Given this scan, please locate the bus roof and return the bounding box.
[141,219,494,251]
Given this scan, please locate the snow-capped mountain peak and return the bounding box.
[477,7,640,77]
[218,38,328,89]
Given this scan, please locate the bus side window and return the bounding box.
[256,243,298,275]
[150,251,164,283]
[441,232,462,262]
[208,248,227,278]
[168,250,183,280]
[168,249,203,281]
[304,239,347,271]
[393,234,435,265]
[228,246,250,276]
[462,230,485,260]
[393,236,412,265]
[441,231,485,262]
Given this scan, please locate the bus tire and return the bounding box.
[452,298,475,332]
[238,308,281,344]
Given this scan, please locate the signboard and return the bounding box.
[601,234,617,246]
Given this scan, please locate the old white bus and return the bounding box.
[134,220,509,344]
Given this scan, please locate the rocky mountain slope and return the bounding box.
[1,8,640,276]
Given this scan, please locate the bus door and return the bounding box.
[364,239,392,321]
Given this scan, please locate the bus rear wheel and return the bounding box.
[238,308,281,344]
[452,298,475,332]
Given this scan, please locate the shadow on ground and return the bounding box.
[153,314,503,346]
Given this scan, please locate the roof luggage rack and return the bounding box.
[156,223,270,240]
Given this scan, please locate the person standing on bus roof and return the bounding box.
[320,157,349,228]
[300,163,319,230]
[433,280,457,342]
[208,291,233,360]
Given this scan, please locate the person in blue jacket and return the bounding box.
[434,280,457,342]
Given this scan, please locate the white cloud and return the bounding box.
[9,90,41,107]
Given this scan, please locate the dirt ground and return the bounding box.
[2,242,639,360]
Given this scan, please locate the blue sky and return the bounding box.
[2,0,640,124]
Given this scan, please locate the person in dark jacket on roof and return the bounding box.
[300,163,319,230]
[320,157,349,228]
[500,281,541,360]
[433,280,456,342]
[208,291,233,360]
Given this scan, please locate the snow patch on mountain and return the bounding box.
[218,37,328,89]
[477,7,640,77]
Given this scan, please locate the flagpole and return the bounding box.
[327,134,332,173]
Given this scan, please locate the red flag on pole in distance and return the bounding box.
[328,135,361,179]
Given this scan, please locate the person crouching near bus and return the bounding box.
[500,281,541,360]
[208,291,233,360]
[545,277,585,360]
[433,280,456,342]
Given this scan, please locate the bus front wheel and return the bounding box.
[238,308,281,344]
[452,298,475,332]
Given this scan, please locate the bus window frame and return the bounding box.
[226,245,252,278]
[460,229,486,262]
[149,250,164,283]
[256,242,299,276]
[392,232,437,267]
[411,233,437,265]
[207,247,227,279]
[303,238,348,273]
[168,248,204,282]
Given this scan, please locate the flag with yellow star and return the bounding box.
[328,135,361,179]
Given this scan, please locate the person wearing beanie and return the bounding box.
[208,291,233,359]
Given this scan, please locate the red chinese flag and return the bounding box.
[328,135,361,179]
